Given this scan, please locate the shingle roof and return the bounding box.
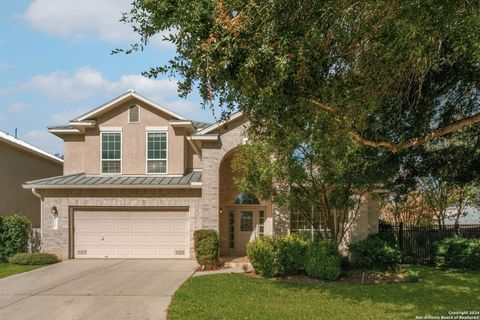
[23,171,202,189]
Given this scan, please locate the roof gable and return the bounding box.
[194,111,244,135]
[74,90,186,122]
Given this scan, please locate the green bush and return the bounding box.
[378,219,397,247]
[194,229,220,268]
[276,235,308,275]
[0,215,31,262]
[247,237,280,277]
[304,241,341,280]
[8,253,59,265]
[435,237,480,270]
[403,269,421,282]
[349,234,401,271]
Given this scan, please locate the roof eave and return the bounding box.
[22,183,202,189]
[190,135,219,141]
[0,132,64,165]
[195,111,244,135]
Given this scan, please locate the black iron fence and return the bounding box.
[379,223,480,265]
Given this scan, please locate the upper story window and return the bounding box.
[128,105,140,123]
[146,131,167,173]
[101,132,122,174]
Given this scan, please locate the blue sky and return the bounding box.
[0,0,212,155]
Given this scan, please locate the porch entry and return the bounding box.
[227,207,266,253]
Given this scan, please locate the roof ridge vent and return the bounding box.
[127,89,135,93]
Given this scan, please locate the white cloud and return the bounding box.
[50,107,89,125]
[8,102,30,113]
[21,130,63,155]
[3,66,209,124]
[0,61,11,70]
[17,66,179,103]
[22,0,174,48]
[23,0,132,42]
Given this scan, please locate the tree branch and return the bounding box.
[308,98,480,153]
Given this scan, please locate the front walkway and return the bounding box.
[0,259,197,320]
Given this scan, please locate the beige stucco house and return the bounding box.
[23,90,379,260]
[0,131,63,227]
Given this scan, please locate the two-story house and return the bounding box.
[23,90,380,260]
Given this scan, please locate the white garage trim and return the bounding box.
[71,207,190,259]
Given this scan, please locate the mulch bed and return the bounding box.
[195,263,230,272]
[242,268,421,285]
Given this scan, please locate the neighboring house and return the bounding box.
[444,207,480,225]
[0,131,63,227]
[23,90,380,260]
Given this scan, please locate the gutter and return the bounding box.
[31,188,43,201]
[186,136,202,160]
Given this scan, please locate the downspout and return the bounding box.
[186,136,202,160]
[31,188,43,201]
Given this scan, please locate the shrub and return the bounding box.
[194,229,220,268]
[247,237,280,277]
[0,215,31,262]
[8,253,59,265]
[276,235,308,275]
[403,269,421,283]
[434,237,480,270]
[378,219,397,247]
[304,241,341,280]
[349,234,401,271]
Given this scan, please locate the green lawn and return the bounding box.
[0,263,46,279]
[168,266,480,320]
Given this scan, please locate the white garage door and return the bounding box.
[74,210,189,259]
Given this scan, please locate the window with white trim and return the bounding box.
[101,132,121,173]
[147,131,167,173]
[129,105,140,123]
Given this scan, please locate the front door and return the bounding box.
[235,210,257,253]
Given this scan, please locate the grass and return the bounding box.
[0,263,46,279]
[168,266,480,320]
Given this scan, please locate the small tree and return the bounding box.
[233,122,386,244]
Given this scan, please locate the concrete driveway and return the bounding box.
[0,259,197,320]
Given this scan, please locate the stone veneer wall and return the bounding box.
[38,188,202,260]
[218,151,273,254]
[200,119,250,232]
[340,193,380,252]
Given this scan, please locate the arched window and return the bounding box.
[234,192,260,205]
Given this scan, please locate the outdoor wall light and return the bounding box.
[51,206,59,230]
[219,208,223,215]
[51,206,58,217]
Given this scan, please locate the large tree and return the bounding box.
[120,0,480,157]
[120,0,480,236]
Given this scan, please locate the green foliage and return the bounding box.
[435,237,480,270]
[403,269,421,283]
[247,237,279,278]
[349,234,401,271]
[122,1,480,226]
[0,215,31,262]
[304,241,341,280]
[8,253,59,265]
[378,219,397,247]
[194,229,220,268]
[276,235,308,275]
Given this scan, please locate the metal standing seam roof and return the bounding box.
[23,171,202,189]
